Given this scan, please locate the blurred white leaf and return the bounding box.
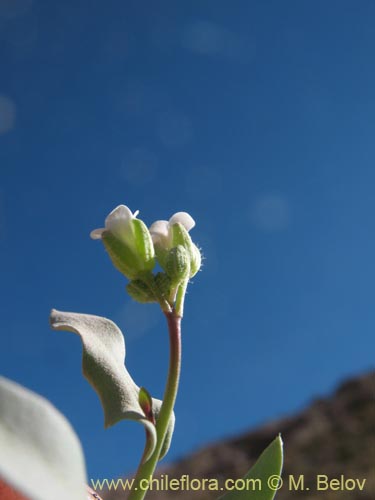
[0,376,87,500]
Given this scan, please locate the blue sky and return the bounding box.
[1,0,374,480]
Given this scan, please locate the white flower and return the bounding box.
[90,204,154,279]
[149,212,195,248]
[90,205,139,240]
[150,212,201,278]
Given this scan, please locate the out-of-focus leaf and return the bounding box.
[50,309,175,460]
[219,435,283,500]
[0,376,87,500]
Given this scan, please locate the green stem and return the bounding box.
[128,311,182,500]
[175,279,188,318]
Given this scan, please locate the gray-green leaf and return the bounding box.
[219,435,283,500]
[50,309,175,461]
[0,376,87,500]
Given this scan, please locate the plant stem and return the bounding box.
[175,279,188,318]
[128,311,182,500]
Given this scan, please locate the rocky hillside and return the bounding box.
[103,371,374,500]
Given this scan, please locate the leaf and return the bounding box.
[219,435,283,500]
[0,376,87,500]
[138,387,154,421]
[50,309,175,461]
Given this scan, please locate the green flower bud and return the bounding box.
[166,245,190,284]
[126,279,156,303]
[170,223,201,278]
[91,205,155,280]
[154,272,172,300]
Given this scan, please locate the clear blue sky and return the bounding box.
[1,0,374,480]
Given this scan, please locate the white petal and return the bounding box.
[169,212,195,232]
[105,205,134,231]
[149,220,169,244]
[90,228,105,240]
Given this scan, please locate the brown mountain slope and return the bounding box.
[103,371,374,500]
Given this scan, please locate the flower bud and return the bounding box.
[165,245,190,284]
[91,205,155,280]
[126,279,156,303]
[149,212,201,279]
[170,223,201,278]
[154,272,172,300]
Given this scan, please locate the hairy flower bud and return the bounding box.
[154,272,172,300]
[126,279,156,303]
[166,245,190,284]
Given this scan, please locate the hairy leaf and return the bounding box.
[50,309,175,460]
[0,376,87,500]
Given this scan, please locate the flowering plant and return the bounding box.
[0,204,283,500]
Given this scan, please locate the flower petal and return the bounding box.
[90,205,136,240]
[105,205,134,231]
[169,212,195,232]
[149,220,169,244]
[90,228,105,240]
